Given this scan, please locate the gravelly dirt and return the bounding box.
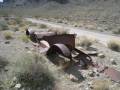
[0,18,120,90]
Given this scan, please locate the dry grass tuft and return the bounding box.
[19,34,29,43]
[76,36,96,49]
[4,31,13,40]
[48,27,68,35]
[39,24,47,28]
[107,39,120,52]
[91,79,112,90]
[0,53,55,90]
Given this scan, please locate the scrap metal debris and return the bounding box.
[26,28,120,83]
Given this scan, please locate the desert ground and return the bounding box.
[0,0,120,90]
[0,16,120,90]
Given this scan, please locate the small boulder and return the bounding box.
[110,59,117,65]
[5,41,10,44]
[88,51,98,56]
[69,74,78,82]
[98,53,105,58]
[15,83,21,89]
[88,70,95,77]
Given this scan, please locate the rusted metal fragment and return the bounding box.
[73,48,93,68]
[47,44,71,58]
[26,29,76,49]
[42,34,76,49]
[104,68,120,83]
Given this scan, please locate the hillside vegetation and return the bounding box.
[1,0,120,34]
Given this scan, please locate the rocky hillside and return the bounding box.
[2,0,120,7]
[1,0,120,35]
[2,0,69,7]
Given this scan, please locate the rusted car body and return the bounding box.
[26,29,92,68]
[26,29,120,83]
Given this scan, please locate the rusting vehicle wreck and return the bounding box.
[26,29,120,83]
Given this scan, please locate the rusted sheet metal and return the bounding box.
[73,48,93,68]
[47,44,71,58]
[43,34,75,49]
[26,29,76,49]
[104,67,120,83]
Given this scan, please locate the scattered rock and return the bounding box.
[69,74,78,82]
[88,51,98,56]
[27,51,32,54]
[110,59,117,65]
[5,41,10,44]
[25,46,29,50]
[98,53,105,58]
[87,81,92,86]
[13,77,17,82]
[15,83,21,89]
[88,71,95,77]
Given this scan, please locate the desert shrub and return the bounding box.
[4,31,13,40]
[14,18,23,25]
[108,39,120,52]
[113,29,120,34]
[20,35,29,43]
[48,27,68,34]
[13,27,19,32]
[19,22,26,27]
[7,18,23,26]
[15,54,55,90]
[7,20,16,25]
[76,36,94,49]
[17,63,54,90]
[40,24,47,28]
[0,20,9,31]
[91,80,111,90]
[0,53,55,90]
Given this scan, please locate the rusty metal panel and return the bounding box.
[43,34,76,49]
[47,44,71,58]
[26,29,76,49]
[104,68,120,83]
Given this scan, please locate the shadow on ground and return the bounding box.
[47,54,85,83]
[0,56,9,72]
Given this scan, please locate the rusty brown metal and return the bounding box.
[47,44,71,58]
[26,29,76,49]
[26,29,120,83]
[104,67,120,83]
[43,34,75,49]
[73,48,93,68]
